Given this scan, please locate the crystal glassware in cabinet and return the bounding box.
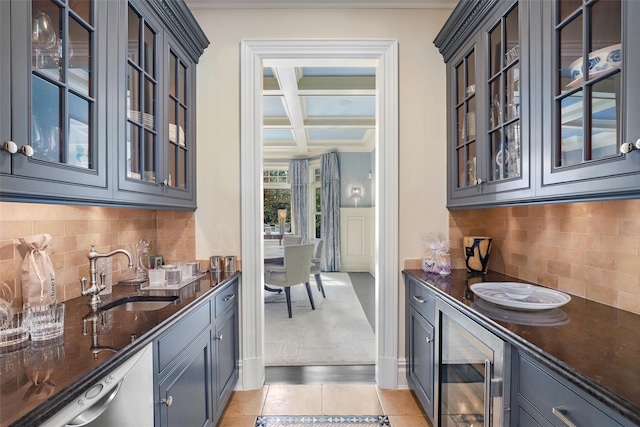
[30,0,94,168]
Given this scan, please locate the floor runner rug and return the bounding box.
[264,272,375,366]
[255,415,391,427]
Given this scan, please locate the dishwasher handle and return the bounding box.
[65,380,124,426]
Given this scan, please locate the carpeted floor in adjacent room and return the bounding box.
[264,272,375,366]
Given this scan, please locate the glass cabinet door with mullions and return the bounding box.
[539,0,640,196]
[118,0,196,206]
[453,45,478,191]
[4,0,109,198]
[447,0,532,207]
[487,3,521,185]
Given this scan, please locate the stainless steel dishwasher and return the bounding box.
[41,342,154,427]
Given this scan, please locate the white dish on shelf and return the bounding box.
[566,43,622,89]
[470,282,571,311]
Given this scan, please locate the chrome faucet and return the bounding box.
[81,244,134,309]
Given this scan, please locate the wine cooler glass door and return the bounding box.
[437,301,507,427]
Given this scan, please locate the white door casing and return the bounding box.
[240,39,399,389]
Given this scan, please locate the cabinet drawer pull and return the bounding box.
[223,294,236,302]
[161,396,173,407]
[552,406,577,427]
[412,295,425,304]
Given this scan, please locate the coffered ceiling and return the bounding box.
[262,66,376,160]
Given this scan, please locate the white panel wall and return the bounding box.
[340,207,375,274]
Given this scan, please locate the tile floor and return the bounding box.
[218,384,433,427]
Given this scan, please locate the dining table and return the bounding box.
[264,245,284,264]
[264,245,284,292]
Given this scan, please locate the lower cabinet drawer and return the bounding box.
[214,279,238,318]
[407,277,436,323]
[156,301,211,373]
[517,354,624,427]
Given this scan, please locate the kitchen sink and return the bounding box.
[100,295,179,312]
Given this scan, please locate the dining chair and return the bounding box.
[264,243,315,318]
[282,235,303,246]
[310,239,325,298]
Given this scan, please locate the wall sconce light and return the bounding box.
[351,185,362,207]
[277,209,287,234]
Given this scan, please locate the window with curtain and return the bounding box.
[263,168,291,232]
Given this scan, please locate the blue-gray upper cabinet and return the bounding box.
[537,0,640,201]
[435,0,534,209]
[435,0,640,209]
[1,0,112,203]
[113,0,208,209]
[0,0,208,210]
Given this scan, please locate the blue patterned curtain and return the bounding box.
[288,159,308,243]
[321,153,341,271]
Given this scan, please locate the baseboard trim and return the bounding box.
[396,357,409,390]
[241,356,264,390]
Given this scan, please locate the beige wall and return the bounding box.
[191,8,453,264]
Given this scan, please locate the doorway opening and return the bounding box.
[240,39,399,390]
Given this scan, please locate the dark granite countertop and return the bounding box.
[0,271,240,427]
[403,269,640,425]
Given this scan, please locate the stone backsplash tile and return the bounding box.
[449,200,640,315]
[0,202,195,309]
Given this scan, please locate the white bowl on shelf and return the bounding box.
[569,43,622,84]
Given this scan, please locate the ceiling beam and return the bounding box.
[273,67,309,154]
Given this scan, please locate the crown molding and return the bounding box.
[186,0,457,10]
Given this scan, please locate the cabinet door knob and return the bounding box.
[620,139,640,154]
[161,396,173,407]
[215,334,223,341]
[2,141,18,154]
[19,145,34,157]
[474,178,484,185]
[425,336,433,343]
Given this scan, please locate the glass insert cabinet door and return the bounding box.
[167,47,190,190]
[125,2,191,192]
[488,3,521,183]
[31,0,95,169]
[555,0,621,168]
[127,4,157,183]
[454,48,477,189]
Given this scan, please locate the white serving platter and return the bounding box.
[470,282,571,311]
